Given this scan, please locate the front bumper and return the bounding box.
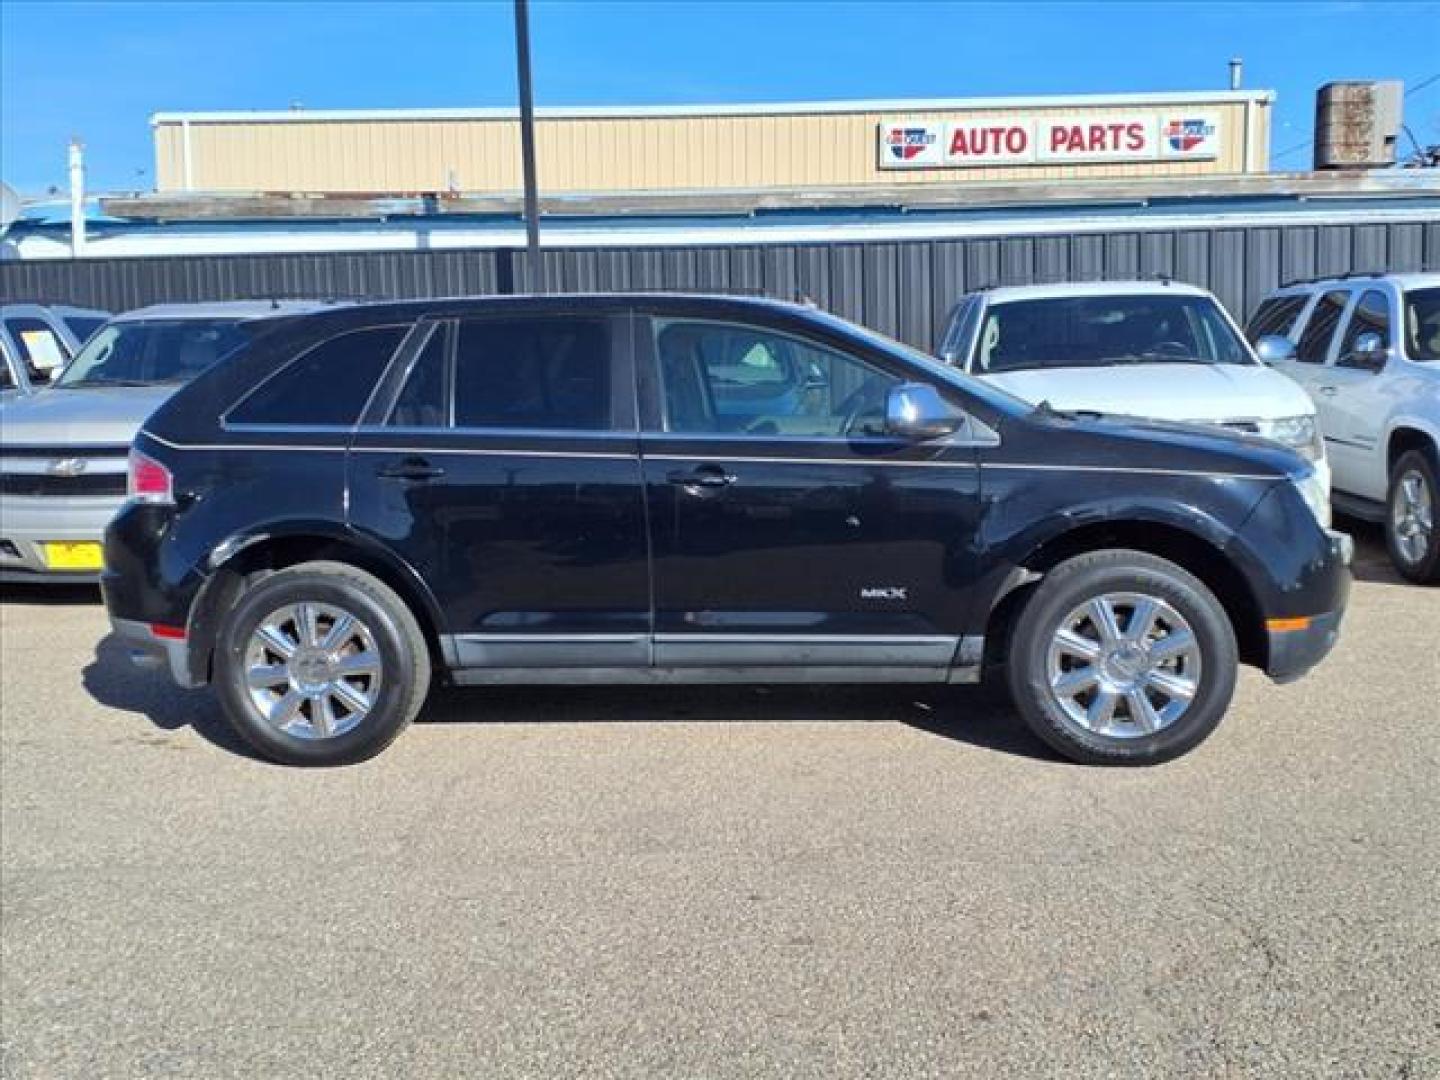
[108,616,206,689]
[1263,528,1351,684]
[0,495,123,583]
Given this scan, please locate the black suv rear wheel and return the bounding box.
[1386,449,1440,585]
[213,561,432,766]
[1006,550,1238,766]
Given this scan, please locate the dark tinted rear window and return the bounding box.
[1246,296,1307,342]
[229,325,407,426]
[1296,291,1348,364]
[453,317,611,430]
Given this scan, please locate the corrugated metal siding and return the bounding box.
[154,100,1266,194]
[4,216,1436,348]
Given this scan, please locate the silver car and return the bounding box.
[0,301,331,583]
[0,303,110,397]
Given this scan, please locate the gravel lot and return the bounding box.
[1,521,1437,1078]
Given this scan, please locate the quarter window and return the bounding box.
[228,325,407,426]
[1246,296,1307,343]
[1295,291,1349,364]
[453,317,612,431]
[1339,290,1391,360]
[654,320,900,437]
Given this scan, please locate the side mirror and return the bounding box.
[885,383,966,440]
[1254,335,1297,365]
[1340,331,1389,372]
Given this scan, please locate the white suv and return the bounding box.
[1247,273,1440,583]
[937,281,1330,500]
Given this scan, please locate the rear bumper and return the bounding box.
[108,616,206,689]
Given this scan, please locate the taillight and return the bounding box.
[127,449,174,505]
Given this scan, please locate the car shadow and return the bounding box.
[0,582,103,605]
[1335,514,1407,586]
[82,630,1056,763]
[419,681,1060,762]
[83,632,260,759]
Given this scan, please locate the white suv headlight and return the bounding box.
[1256,415,1324,462]
[1291,467,1332,529]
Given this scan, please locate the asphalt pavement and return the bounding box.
[1,521,1437,1078]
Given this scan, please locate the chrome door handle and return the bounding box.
[377,457,445,482]
[666,465,737,490]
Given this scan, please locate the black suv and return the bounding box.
[102,295,1351,767]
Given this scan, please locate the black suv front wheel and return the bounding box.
[1006,550,1238,766]
[213,561,432,766]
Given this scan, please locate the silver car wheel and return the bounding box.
[1046,591,1202,739]
[1391,468,1434,567]
[243,601,383,740]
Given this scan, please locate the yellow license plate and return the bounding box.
[43,542,104,571]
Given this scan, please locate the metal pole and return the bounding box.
[514,0,543,291]
[68,138,87,257]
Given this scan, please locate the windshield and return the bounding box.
[54,319,248,388]
[1404,287,1440,362]
[804,307,1033,417]
[971,294,1252,374]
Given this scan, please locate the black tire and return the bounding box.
[213,560,432,766]
[1005,549,1238,766]
[1385,449,1440,585]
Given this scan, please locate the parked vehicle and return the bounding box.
[0,302,110,396]
[937,281,1330,498]
[102,295,1350,768]
[0,301,330,583]
[1246,273,1440,584]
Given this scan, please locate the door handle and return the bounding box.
[1317,385,1338,396]
[377,457,445,482]
[666,465,737,490]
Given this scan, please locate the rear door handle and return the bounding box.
[666,465,737,490]
[1317,385,1338,396]
[377,457,446,482]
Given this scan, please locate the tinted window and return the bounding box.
[1246,296,1307,343]
[972,294,1249,373]
[453,317,611,430]
[1339,290,1391,361]
[1403,287,1440,363]
[229,325,406,426]
[656,319,899,437]
[63,316,107,344]
[388,324,450,428]
[55,319,247,388]
[1296,291,1349,364]
[3,317,70,383]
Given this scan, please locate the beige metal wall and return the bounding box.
[154,100,1270,194]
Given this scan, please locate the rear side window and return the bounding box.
[229,325,407,426]
[3,317,69,382]
[388,324,450,428]
[1246,296,1307,343]
[1295,290,1349,364]
[1339,290,1391,358]
[63,315,107,344]
[453,317,611,430]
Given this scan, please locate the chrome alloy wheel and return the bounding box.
[243,602,383,740]
[1045,592,1202,738]
[1391,469,1434,567]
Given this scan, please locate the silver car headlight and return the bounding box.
[1291,467,1332,530]
[1256,415,1324,462]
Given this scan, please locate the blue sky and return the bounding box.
[2,0,1438,195]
